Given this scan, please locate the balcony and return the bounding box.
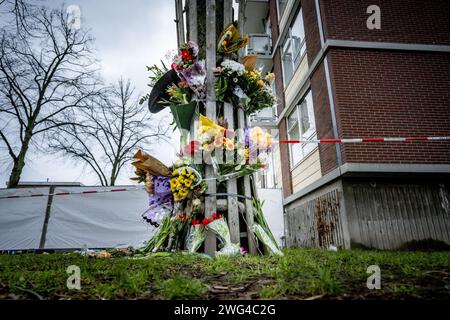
[249,105,278,128]
[245,34,272,57]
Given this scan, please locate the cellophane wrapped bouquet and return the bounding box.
[205,214,241,257]
[185,219,207,253]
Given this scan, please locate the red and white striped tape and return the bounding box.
[1,136,449,200]
[279,136,450,144]
[0,186,145,200]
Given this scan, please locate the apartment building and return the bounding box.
[242,0,450,249]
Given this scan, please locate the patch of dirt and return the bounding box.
[205,274,276,300]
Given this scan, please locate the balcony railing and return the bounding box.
[245,34,272,56]
[249,106,278,127]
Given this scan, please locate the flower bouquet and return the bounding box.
[170,166,203,202]
[251,223,283,256]
[185,219,207,253]
[205,214,241,257]
[138,215,172,254]
[196,115,273,180]
[215,59,276,115]
[252,199,283,256]
[217,23,249,54]
[166,213,190,251]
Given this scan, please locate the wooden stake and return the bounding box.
[204,0,217,256]
[222,0,240,244]
[237,0,257,255]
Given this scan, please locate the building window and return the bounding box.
[287,90,316,167]
[277,0,288,19]
[281,8,306,87]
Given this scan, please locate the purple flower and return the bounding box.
[180,61,206,87]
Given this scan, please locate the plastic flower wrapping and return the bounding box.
[215,60,276,115]
[194,115,272,180]
[205,215,241,257]
[185,220,207,253]
[142,176,173,227]
[169,41,206,100]
[251,224,284,256]
[217,23,249,54]
[170,166,204,201]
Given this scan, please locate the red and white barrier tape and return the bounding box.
[1,136,449,200]
[0,186,145,200]
[278,136,450,144]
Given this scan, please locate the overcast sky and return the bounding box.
[0,0,180,187]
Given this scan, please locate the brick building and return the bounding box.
[241,0,450,249]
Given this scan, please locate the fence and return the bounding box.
[0,186,152,251]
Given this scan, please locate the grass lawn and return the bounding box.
[0,249,449,300]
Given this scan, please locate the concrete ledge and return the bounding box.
[327,39,450,53]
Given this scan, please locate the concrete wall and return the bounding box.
[343,178,450,249]
[284,176,450,250]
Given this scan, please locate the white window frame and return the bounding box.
[287,90,317,168]
[277,0,288,20]
[281,8,307,87]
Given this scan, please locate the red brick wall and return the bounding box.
[310,63,340,174]
[302,0,340,174]
[328,49,450,164]
[270,0,293,197]
[320,0,450,45]
[302,0,322,63]
[268,0,279,43]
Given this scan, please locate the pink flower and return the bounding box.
[212,67,223,75]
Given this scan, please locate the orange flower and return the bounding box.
[214,138,224,148]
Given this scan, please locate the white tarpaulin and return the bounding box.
[0,187,50,250]
[256,188,285,246]
[0,186,154,250]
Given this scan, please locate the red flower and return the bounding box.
[171,62,178,70]
[202,218,213,225]
[180,49,192,61]
[191,219,200,226]
[212,213,217,220]
[183,140,200,155]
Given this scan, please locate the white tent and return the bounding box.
[0,186,154,251]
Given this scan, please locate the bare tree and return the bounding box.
[49,79,170,186]
[0,3,100,187]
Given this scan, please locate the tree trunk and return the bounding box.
[7,133,31,188]
[109,173,116,186]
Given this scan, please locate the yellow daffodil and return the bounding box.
[257,79,265,87]
[184,179,193,188]
[178,189,189,199]
[170,179,179,190]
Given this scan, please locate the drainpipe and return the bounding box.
[314,0,342,166]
